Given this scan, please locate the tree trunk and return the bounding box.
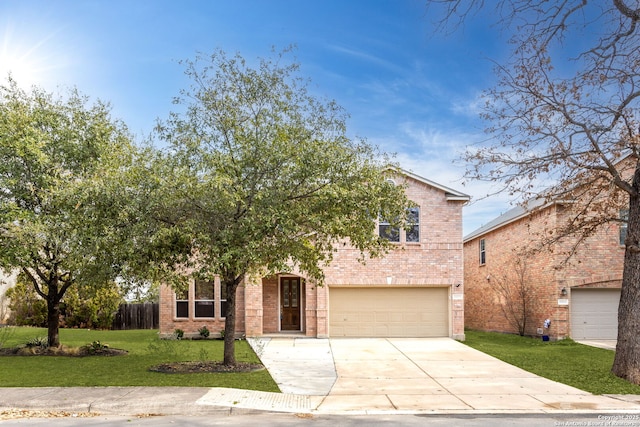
[222,275,240,366]
[612,173,640,384]
[46,287,61,348]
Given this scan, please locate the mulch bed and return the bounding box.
[0,345,262,373]
[0,346,128,357]
[149,361,264,374]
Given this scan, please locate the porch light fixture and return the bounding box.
[560,287,567,296]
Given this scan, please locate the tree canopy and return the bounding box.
[0,78,136,346]
[428,1,640,383]
[143,49,412,364]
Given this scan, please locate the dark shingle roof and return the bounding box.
[463,198,547,242]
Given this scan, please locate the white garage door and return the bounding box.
[571,288,620,340]
[329,287,449,337]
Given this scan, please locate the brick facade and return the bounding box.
[464,202,625,339]
[159,171,468,339]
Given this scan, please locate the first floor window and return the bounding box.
[175,279,228,319]
[195,280,215,318]
[175,287,189,318]
[220,282,228,318]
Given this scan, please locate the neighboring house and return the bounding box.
[0,269,18,324]
[463,198,625,340]
[159,170,469,339]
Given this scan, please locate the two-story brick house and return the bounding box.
[159,170,469,339]
[463,198,625,340]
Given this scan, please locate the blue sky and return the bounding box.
[0,0,512,235]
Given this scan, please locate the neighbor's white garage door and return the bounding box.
[571,288,620,340]
[329,287,449,337]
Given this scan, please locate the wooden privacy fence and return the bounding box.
[112,303,159,330]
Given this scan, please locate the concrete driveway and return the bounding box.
[250,337,640,413]
[576,340,617,350]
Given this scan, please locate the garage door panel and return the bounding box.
[329,287,449,338]
[571,289,620,340]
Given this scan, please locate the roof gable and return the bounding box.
[394,169,470,202]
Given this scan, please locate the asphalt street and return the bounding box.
[0,413,623,427]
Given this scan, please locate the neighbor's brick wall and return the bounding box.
[464,203,625,339]
[553,205,624,288]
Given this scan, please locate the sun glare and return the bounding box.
[0,25,69,89]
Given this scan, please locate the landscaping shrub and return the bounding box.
[6,280,47,327]
[6,273,124,329]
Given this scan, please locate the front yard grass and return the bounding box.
[0,327,279,391]
[464,329,640,395]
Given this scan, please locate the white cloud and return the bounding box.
[450,91,486,118]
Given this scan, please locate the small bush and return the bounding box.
[85,340,110,354]
[25,336,49,349]
[198,326,210,338]
[174,328,184,340]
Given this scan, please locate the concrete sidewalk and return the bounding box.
[1,338,639,417]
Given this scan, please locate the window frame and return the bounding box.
[194,279,215,318]
[378,206,420,244]
[406,206,420,243]
[479,239,486,265]
[620,209,629,246]
[174,278,228,320]
[378,217,401,242]
[175,287,189,319]
[220,282,228,319]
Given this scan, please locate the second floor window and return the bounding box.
[379,206,420,243]
[379,218,400,242]
[479,239,486,265]
[406,207,420,242]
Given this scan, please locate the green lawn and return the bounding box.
[0,327,279,391]
[464,329,640,395]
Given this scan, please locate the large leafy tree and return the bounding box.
[0,79,135,347]
[146,49,411,365]
[429,1,640,383]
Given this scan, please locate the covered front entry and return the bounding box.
[329,287,449,337]
[571,288,620,340]
[280,277,302,331]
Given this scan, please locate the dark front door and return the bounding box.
[281,277,301,330]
